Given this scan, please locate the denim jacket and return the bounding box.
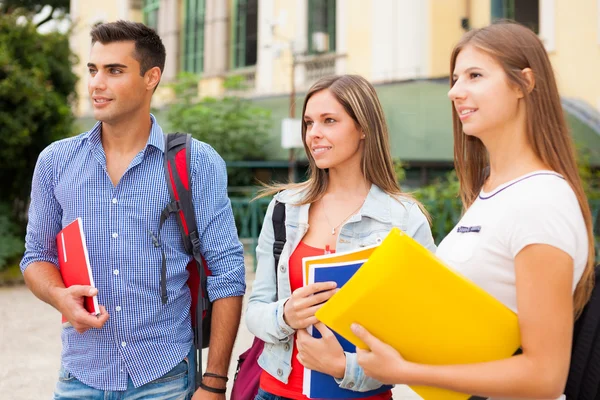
[245,184,437,392]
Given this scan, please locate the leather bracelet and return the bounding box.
[199,382,226,394]
[203,372,229,382]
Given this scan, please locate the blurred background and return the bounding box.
[1,0,599,277]
[0,1,600,398]
[2,0,598,276]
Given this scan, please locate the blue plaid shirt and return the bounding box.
[20,115,246,390]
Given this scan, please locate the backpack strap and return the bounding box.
[272,201,286,264]
[160,132,209,390]
[565,264,600,398]
[272,201,286,294]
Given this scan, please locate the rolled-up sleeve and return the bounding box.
[193,142,246,301]
[20,144,63,273]
[335,352,388,392]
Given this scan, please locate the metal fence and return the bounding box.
[230,196,600,269]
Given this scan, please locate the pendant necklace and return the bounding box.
[322,196,366,235]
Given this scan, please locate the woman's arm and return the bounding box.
[245,200,338,344]
[245,199,295,344]
[355,243,574,399]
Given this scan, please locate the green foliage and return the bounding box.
[0,14,77,215]
[578,148,600,201]
[0,0,69,13]
[0,203,24,271]
[412,170,462,244]
[0,0,69,28]
[393,159,406,183]
[166,73,272,186]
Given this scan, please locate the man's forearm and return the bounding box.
[23,261,65,308]
[205,295,243,377]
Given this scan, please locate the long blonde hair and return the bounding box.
[450,21,596,316]
[260,75,422,211]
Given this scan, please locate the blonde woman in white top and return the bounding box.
[349,21,596,400]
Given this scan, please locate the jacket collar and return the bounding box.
[274,183,394,224]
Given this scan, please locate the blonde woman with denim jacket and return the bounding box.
[245,75,436,400]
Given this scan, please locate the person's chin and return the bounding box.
[462,127,482,139]
[314,161,333,170]
[93,110,117,124]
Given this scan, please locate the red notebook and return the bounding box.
[56,217,100,323]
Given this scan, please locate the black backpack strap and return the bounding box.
[272,201,286,265]
[565,265,600,399]
[272,201,286,294]
[161,132,209,390]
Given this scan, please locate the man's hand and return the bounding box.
[53,285,109,333]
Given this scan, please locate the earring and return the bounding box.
[361,133,366,139]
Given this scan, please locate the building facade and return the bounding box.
[69,0,600,177]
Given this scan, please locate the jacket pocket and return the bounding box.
[357,229,389,247]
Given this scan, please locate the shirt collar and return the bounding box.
[82,114,165,153]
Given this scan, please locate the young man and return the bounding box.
[20,21,245,400]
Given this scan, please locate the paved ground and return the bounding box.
[0,264,421,399]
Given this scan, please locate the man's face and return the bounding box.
[87,41,151,124]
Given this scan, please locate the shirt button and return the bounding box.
[112,198,118,204]
[279,264,287,273]
[277,368,283,376]
[348,382,355,388]
[113,269,119,276]
[121,342,126,347]
[115,306,122,312]
[284,343,290,352]
[112,232,118,238]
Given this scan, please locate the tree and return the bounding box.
[0,203,22,270]
[166,74,272,186]
[0,14,77,227]
[0,0,69,27]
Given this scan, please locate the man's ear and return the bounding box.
[517,67,535,98]
[146,66,162,91]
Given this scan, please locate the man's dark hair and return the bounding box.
[90,21,166,77]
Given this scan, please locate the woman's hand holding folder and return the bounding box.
[283,281,337,329]
[352,323,409,385]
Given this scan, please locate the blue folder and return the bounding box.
[304,261,393,399]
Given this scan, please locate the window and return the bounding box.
[491,0,539,33]
[143,0,160,31]
[233,0,258,69]
[307,0,336,54]
[183,0,206,74]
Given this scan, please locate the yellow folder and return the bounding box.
[315,228,521,400]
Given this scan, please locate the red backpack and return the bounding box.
[158,132,212,389]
